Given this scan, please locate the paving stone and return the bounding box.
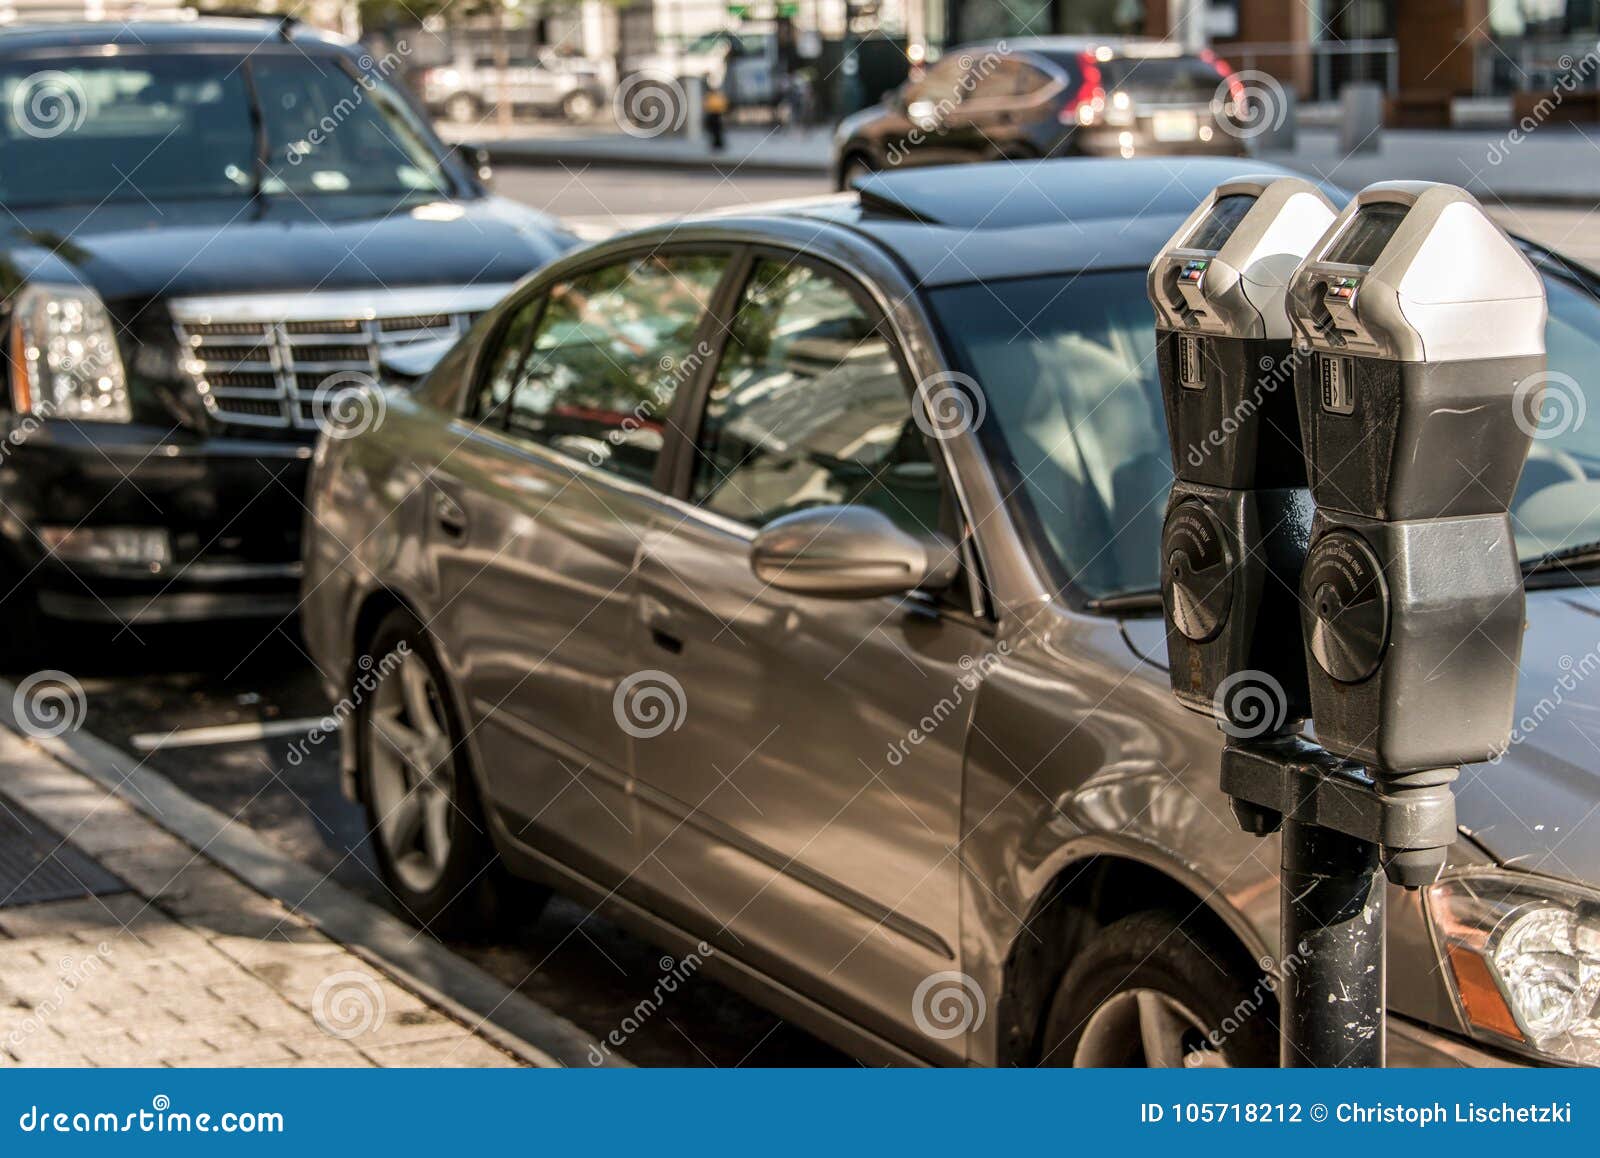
[363,1035,518,1067]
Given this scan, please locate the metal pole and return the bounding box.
[1278,818,1385,1068]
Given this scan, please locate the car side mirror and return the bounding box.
[750,505,959,599]
[453,143,493,188]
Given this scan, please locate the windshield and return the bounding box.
[0,52,452,207]
[929,266,1600,601]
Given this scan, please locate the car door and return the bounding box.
[628,254,992,1060]
[432,250,728,887]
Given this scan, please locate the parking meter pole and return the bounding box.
[1278,819,1385,1068]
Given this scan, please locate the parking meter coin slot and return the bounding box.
[1296,354,1540,521]
[1159,333,1307,491]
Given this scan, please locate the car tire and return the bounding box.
[1037,909,1278,1067]
[354,609,547,939]
[447,94,478,124]
[562,90,598,121]
[838,153,875,191]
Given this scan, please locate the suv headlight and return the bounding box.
[9,284,130,423]
[1425,871,1600,1065]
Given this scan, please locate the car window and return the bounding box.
[905,55,970,106]
[928,270,1170,600]
[494,253,724,485]
[252,56,450,198]
[0,55,256,207]
[690,260,942,534]
[969,58,1051,100]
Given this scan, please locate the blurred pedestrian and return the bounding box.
[704,81,728,152]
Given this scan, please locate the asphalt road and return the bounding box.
[10,164,1597,1069]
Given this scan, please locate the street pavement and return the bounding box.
[0,727,525,1067]
[455,118,1600,206]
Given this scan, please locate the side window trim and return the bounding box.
[463,286,548,427]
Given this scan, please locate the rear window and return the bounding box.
[1099,55,1225,96]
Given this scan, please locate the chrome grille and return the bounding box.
[170,285,515,431]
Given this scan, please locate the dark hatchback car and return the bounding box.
[305,158,1600,1067]
[0,17,572,645]
[833,37,1247,188]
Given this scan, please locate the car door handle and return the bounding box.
[650,627,683,655]
[433,490,468,537]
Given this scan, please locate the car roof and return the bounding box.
[792,158,1345,287]
[0,16,351,54]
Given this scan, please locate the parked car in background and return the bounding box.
[303,156,1600,1069]
[624,26,779,108]
[833,37,1247,188]
[0,17,573,651]
[419,52,609,123]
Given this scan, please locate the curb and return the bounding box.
[0,682,622,1070]
[481,141,832,176]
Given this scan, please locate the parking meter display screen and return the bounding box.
[1324,203,1408,267]
[1185,194,1256,252]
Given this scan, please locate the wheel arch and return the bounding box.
[994,844,1272,1066]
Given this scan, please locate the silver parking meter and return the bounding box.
[1287,182,1544,795]
[1148,176,1337,731]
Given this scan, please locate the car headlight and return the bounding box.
[1425,871,1600,1065]
[9,283,131,423]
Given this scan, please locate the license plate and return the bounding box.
[1152,109,1198,141]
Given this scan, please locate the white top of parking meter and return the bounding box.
[1288,181,1546,363]
[1148,175,1337,341]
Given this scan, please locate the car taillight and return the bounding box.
[1201,47,1246,104]
[1060,51,1106,125]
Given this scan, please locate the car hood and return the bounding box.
[1121,585,1600,884]
[3,193,576,303]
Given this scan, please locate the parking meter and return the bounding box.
[1148,176,1337,731]
[1286,182,1544,780]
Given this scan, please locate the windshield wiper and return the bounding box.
[1523,543,1600,582]
[1084,589,1164,616]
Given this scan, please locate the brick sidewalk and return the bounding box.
[0,730,518,1068]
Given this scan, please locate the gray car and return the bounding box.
[300,158,1600,1068]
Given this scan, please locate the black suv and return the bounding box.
[0,17,573,644]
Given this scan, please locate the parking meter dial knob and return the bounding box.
[1303,531,1389,684]
[1161,501,1234,643]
